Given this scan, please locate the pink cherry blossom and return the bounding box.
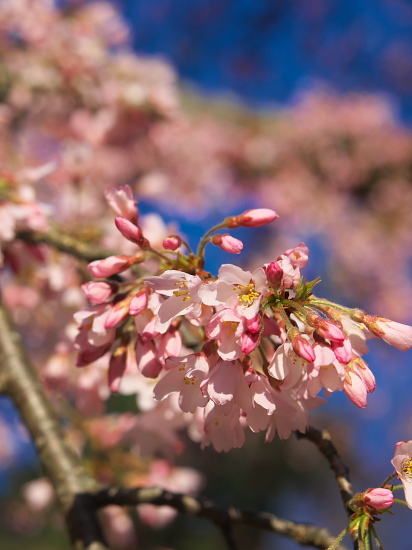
[144,270,203,333]
[201,402,245,452]
[284,242,309,268]
[200,359,252,412]
[104,184,137,223]
[198,264,269,319]
[153,354,209,413]
[391,440,412,510]
[206,308,245,360]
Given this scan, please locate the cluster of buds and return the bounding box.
[74,185,412,451]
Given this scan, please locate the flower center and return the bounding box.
[402,457,412,479]
[234,282,260,307]
[173,280,191,301]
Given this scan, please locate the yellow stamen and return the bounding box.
[233,282,260,307]
[402,458,412,479]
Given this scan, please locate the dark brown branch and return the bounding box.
[91,486,350,550]
[297,427,358,550]
[0,298,110,550]
[297,427,353,510]
[16,229,115,263]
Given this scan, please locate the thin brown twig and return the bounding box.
[297,427,358,550]
[16,229,116,263]
[91,486,350,550]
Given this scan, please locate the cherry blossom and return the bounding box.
[392,440,412,510]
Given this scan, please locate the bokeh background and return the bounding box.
[1,0,412,548]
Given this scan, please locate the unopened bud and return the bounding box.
[266,261,283,290]
[163,235,182,251]
[211,234,243,254]
[225,208,279,228]
[287,327,315,362]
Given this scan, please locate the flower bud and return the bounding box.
[306,313,345,343]
[81,281,116,304]
[350,488,394,511]
[211,234,243,254]
[87,255,141,278]
[225,208,279,228]
[115,217,149,248]
[266,261,283,290]
[163,235,182,250]
[129,291,148,316]
[287,328,316,362]
[363,488,394,510]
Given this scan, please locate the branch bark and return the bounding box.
[0,297,111,550]
[92,486,350,550]
[16,229,115,263]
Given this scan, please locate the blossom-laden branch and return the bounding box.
[92,486,350,550]
[0,294,350,550]
[0,297,111,550]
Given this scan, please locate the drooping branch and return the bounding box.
[91,486,350,550]
[0,297,111,550]
[16,229,115,263]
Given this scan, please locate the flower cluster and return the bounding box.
[74,187,412,451]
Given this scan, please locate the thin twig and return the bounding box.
[16,229,116,263]
[92,486,350,550]
[297,427,358,550]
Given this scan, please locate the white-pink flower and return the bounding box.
[153,353,209,413]
[144,270,203,333]
[206,308,245,360]
[391,440,412,510]
[199,264,268,319]
[200,359,252,412]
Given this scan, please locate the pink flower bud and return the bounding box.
[108,346,128,392]
[241,331,260,354]
[87,255,140,278]
[163,235,182,250]
[81,281,115,304]
[306,313,345,343]
[104,299,130,329]
[115,217,149,248]
[129,291,148,316]
[104,185,138,223]
[266,261,283,290]
[225,208,279,228]
[363,488,394,510]
[287,328,316,362]
[211,234,243,254]
[362,315,412,351]
[135,339,162,378]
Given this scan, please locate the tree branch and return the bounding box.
[297,427,357,549]
[16,229,115,263]
[91,486,350,550]
[0,297,111,550]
